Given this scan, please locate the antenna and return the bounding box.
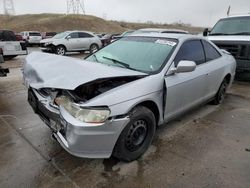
[3,0,15,15]
[67,0,85,15]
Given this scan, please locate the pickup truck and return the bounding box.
[204,15,250,75]
[0,30,27,60]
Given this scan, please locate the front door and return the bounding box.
[164,40,209,121]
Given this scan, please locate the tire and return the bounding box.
[112,106,156,162]
[89,44,99,54]
[212,79,228,105]
[4,55,17,61]
[55,45,66,56]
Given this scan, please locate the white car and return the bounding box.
[0,30,27,60]
[40,31,102,55]
[133,28,189,34]
[20,31,42,46]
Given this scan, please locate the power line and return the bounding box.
[3,0,15,15]
[67,0,85,15]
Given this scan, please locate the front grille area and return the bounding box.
[214,42,250,60]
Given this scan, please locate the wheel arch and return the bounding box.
[130,100,160,126]
[56,44,67,51]
[224,73,231,84]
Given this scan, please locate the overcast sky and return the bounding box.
[5,0,250,27]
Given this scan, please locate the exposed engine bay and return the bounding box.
[38,76,144,103]
[69,76,144,102]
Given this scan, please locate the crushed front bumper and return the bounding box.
[28,88,129,158]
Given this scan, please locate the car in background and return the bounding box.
[0,30,27,60]
[15,33,24,41]
[133,28,189,34]
[101,33,120,46]
[111,30,134,42]
[40,30,102,55]
[23,33,236,161]
[204,15,250,75]
[41,32,57,39]
[0,47,9,77]
[20,31,42,46]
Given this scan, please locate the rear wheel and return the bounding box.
[55,45,66,56]
[89,44,99,54]
[112,106,156,162]
[212,79,228,105]
[4,55,17,61]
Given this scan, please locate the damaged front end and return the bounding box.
[27,76,141,158]
[24,52,146,158]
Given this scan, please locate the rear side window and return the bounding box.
[0,30,17,41]
[202,40,221,61]
[29,32,41,36]
[174,40,205,66]
[79,32,93,38]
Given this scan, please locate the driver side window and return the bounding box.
[174,40,205,66]
[69,32,79,39]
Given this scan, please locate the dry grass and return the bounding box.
[0,13,204,34]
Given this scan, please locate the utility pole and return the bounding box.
[67,0,85,15]
[3,0,15,15]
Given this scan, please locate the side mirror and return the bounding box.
[203,28,210,36]
[169,60,196,75]
[66,36,71,40]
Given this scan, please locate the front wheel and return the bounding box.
[55,45,66,56]
[89,44,99,54]
[112,106,156,162]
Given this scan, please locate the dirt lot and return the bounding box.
[0,49,250,188]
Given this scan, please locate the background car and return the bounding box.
[40,30,102,55]
[15,33,24,41]
[24,33,236,162]
[111,30,134,42]
[133,28,189,34]
[41,32,57,39]
[0,47,9,77]
[20,31,42,46]
[101,33,120,46]
[0,30,27,60]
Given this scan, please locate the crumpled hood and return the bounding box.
[23,52,147,90]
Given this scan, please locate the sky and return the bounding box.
[4,0,250,27]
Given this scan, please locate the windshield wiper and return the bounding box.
[229,32,250,35]
[209,33,230,36]
[102,56,131,69]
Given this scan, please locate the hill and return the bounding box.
[0,13,204,34]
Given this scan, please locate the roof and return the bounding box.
[225,14,250,19]
[135,28,189,34]
[129,32,201,41]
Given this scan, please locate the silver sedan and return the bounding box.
[23,33,236,161]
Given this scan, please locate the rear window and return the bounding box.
[0,30,17,41]
[29,32,41,36]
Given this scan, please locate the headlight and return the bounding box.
[45,42,52,46]
[55,96,110,123]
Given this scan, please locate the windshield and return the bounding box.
[53,31,70,39]
[210,16,250,35]
[29,32,41,36]
[86,37,177,73]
